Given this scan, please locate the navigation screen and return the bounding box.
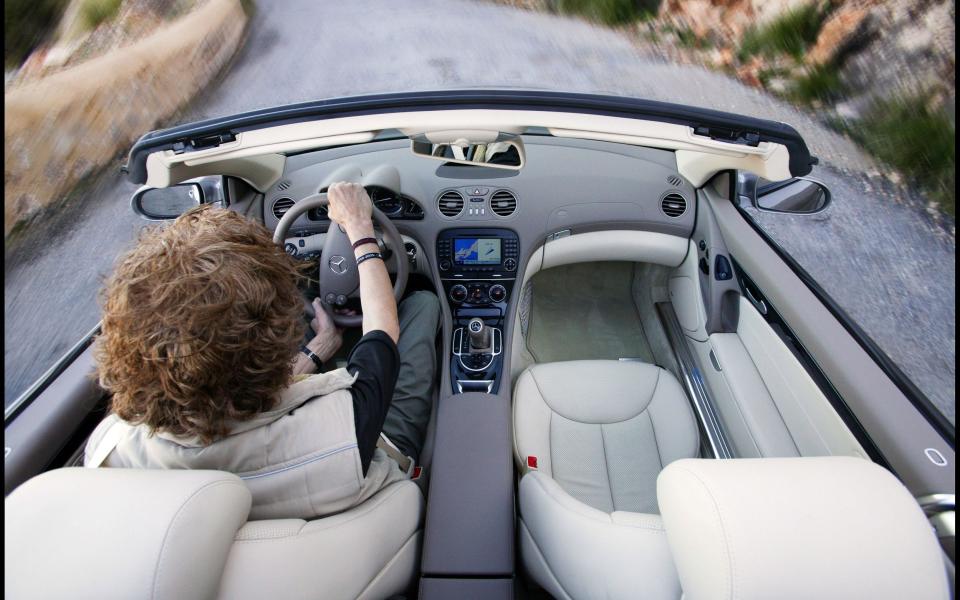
[454,238,502,265]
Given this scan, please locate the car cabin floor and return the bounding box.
[525,262,655,364]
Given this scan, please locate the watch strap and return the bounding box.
[300,345,323,370]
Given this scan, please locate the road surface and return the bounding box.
[5,0,954,424]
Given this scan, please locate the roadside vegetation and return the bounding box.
[849,96,956,215]
[513,0,955,219]
[80,0,123,30]
[4,0,70,68]
[738,2,829,60]
[555,0,659,25]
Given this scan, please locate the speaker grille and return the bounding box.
[667,175,683,187]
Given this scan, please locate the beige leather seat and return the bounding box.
[513,360,699,600]
[4,468,424,600]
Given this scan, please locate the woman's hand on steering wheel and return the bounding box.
[327,182,374,240]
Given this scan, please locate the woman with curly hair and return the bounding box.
[84,182,439,520]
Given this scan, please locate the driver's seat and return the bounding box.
[4,468,424,599]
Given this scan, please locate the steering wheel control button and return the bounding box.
[488,284,507,303]
[450,284,468,303]
[284,243,298,256]
[325,293,337,305]
[503,258,517,272]
[335,294,348,306]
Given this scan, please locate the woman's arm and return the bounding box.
[326,182,400,343]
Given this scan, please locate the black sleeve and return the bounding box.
[347,330,400,475]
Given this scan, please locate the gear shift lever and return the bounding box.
[467,318,492,353]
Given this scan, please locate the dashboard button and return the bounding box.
[439,260,451,271]
[450,284,468,303]
[503,258,517,272]
[489,284,507,302]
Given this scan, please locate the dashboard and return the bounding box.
[258,134,697,394]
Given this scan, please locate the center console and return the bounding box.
[436,228,519,395]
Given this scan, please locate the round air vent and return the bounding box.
[661,193,687,218]
[490,190,517,217]
[272,197,295,219]
[437,190,464,217]
[666,175,683,187]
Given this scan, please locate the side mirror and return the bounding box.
[737,173,831,215]
[131,183,203,220]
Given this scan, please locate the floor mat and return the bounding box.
[526,262,654,364]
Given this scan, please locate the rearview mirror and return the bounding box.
[411,134,524,170]
[131,183,203,220]
[737,173,831,215]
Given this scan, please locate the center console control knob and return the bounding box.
[488,284,507,303]
[503,258,517,272]
[449,284,468,303]
[439,259,451,272]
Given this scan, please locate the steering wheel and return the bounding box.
[272,192,408,328]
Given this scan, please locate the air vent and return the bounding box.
[438,191,464,217]
[667,175,683,187]
[272,197,295,220]
[490,190,517,217]
[661,193,687,218]
[276,180,292,191]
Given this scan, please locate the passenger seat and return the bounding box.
[513,360,699,600]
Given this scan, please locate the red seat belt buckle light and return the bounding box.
[527,456,538,470]
[411,466,422,480]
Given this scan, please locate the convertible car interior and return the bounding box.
[4,92,954,599]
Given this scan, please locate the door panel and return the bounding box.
[702,172,954,497]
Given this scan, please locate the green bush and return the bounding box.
[788,63,845,103]
[739,2,827,60]
[557,0,661,25]
[854,96,955,215]
[4,0,70,68]
[81,0,123,30]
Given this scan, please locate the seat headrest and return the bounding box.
[657,457,949,600]
[5,468,251,600]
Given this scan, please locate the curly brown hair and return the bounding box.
[96,204,306,444]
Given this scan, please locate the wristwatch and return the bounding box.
[300,345,323,370]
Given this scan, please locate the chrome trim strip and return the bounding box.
[656,302,734,460]
[5,321,103,423]
[918,494,956,516]
[452,327,502,373]
[456,380,495,394]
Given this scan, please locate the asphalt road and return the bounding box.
[5,0,954,424]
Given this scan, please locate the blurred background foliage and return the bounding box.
[5,0,70,68]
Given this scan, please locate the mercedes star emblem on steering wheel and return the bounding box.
[329,255,348,274]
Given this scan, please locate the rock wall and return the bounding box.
[3,0,247,236]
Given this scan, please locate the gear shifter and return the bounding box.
[467,318,492,353]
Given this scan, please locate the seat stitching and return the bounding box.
[520,519,576,600]
[672,467,736,600]
[599,424,615,512]
[529,363,657,424]
[234,483,419,543]
[152,480,247,599]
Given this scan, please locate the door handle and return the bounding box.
[744,284,768,315]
